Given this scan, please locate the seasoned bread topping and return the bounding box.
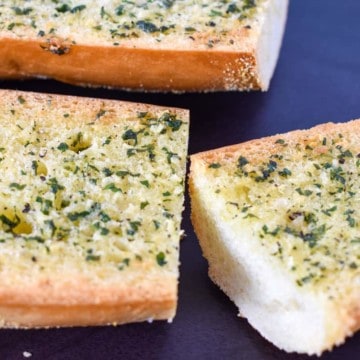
[0,0,265,47]
[0,92,188,279]
[205,127,360,291]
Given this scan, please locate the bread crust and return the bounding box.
[0,0,288,91]
[191,120,360,164]
[0,88,189,119]
[189,120,360,354]
[0,275,177,328]
[0,38,260,91]
[0,303,174,329]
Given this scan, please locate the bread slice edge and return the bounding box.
[255,0,289,90]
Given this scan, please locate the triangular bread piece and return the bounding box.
[190,120,360,355]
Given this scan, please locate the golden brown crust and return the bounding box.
[0,301,175,328]
[0,275,177,328]
[191,120,360,164]
[0,38,261,91]
[0,88,189,119]
[321,291,360,352]
[0,271,177,305]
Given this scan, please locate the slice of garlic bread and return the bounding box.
[0,0,288,91]
[190,121,360,355]
[0,90,189,328]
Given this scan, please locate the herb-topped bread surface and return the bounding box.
[0,90,189,328]
[0,0,288,91]
[189,120,360,355]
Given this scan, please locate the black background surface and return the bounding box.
[1,1,360,359]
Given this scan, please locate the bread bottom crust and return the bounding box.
[0,38,262,92]
[0,300,175,328]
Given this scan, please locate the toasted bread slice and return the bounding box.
[0,90,189,328]
[189,120,360,355]
[0,0,288,91]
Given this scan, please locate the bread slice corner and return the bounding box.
[189,120,360,355]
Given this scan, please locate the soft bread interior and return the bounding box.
[256,0,289,90]
[191,175,332,355]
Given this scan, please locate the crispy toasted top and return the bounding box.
[0,0,267,50]
[0,90,189,303]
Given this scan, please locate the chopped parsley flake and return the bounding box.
[9,183,26,190]
[156,252,167,266]
[57,142,69,152]
[104,183,122,192]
